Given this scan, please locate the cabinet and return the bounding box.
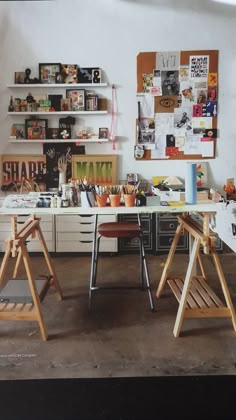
[7,83,109,144]
[118,214,154,253]
[155,213,189,254]
[56,214,117,253]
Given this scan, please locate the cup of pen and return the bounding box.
[95,185,109,207]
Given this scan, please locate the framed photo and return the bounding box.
[25,118,48,140]
[10,123,25,139]
[48,94,63,111]
[66,89,85,111]
[14,71,25,84]
[99,127,108,139]
[46,128,60,140]
[61,64,78,84]
[85,93,98,111]
[77,67,101,84]
[72,154,117,185]
[39,63,61,84]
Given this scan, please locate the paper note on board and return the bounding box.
[200,138,214,157]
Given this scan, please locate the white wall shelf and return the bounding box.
[8,138,109,143]
[8,111,108,115]
[8,83,108,88]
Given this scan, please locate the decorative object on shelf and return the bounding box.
[24,68,31,84]
[99,127,108,139]
[25,117,48,140]
[61,64,78,84]
[39,63,61,84]
[47,94,63,111]
[14,72,25,84]
[8,96,15,112]
[77,67,101,84]
[59,116,75,137]
[10,123,25,139]
[66,89,85,111]
[60,98,71,111]
[72,154,117,185]
[85,92,98,111]
[46,128,60,139]
[43,143,85,189]
[59,128,71,140]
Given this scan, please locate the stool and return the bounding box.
[89,215,154,310]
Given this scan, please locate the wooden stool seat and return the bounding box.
[98,222,141,238]
[89,216,154,311]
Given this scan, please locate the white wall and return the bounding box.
[0,0,236,189]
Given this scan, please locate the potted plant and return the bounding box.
[108,185,122,207]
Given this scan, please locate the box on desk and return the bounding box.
[152,187,209,203]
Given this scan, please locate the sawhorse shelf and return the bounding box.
[156,214,236,337]
[0,215,62,341]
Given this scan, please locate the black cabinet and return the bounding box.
[155,213,188,254]
[118,214,154,253]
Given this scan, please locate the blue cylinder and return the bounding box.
[185,163,197,204]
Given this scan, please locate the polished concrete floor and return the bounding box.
[0,251,236,380]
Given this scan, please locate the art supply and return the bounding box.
[185,163,197,204]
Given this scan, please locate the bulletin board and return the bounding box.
[135,50,218,160]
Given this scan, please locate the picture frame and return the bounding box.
[39,63,61,84]
[77,67,101,84]
[98,127,108,139]
[14,71,25,84]
[46,128,60,140]
[61,64,78,84]
[66,89,85,111]
[85,93,98,111]
[25,118,48,140]
[10,123,25,139]
[72,154,117,185]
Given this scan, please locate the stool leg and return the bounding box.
[140,240,144,289]
[89,215,98,309]
[140,234,155,311]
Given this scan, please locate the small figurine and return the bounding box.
[24,68,31,84]
[8,96,14,112]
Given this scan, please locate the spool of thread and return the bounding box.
[185,163,197,204]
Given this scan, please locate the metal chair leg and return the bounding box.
[140,234,155,311]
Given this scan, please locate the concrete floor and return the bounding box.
[0,251,236,380]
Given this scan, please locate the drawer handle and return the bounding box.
[80,231,93,234]
[79,241,93,243]
[169,238,173,244]
[169,223,175,229]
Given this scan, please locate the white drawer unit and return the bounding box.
[56,214,117,253]
[0,214,55,252]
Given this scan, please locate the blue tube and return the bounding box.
[185,163,197,204]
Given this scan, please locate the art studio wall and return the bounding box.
[0,0,236,189]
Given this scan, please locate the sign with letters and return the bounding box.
[72,154,117,185]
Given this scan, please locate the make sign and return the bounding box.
[72,155,117,185]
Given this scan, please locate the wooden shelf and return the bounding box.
[8,83,108,88]
[8,111,108,115]
[8,138,109,143]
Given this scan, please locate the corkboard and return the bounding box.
[136,50,218,160]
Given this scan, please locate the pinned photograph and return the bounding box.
[161,71,180,96]
[174,107,192,132]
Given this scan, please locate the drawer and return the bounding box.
[158,218,179,233]
[156,234,188,251]
[57,232,93,241]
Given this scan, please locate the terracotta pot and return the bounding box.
[109,194,121,207]
[96,194,108,207]
[124,194,136,207]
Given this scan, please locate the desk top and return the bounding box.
[0,200,217,216]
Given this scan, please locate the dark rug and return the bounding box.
[0,375,235,420]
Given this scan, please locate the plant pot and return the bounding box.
[109,194,121,207]
[124,194,136,207]
[96,194,108,207]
